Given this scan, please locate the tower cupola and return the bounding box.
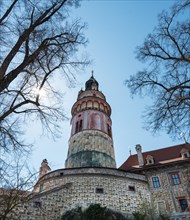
[85,73,99,91]
[65,74,116,168]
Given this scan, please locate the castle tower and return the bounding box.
[65,74,116,168]
[39,159,51,178]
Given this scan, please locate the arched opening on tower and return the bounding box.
[107,123,112,137]
[75,120,83,133]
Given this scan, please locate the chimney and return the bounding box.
[135,144,144,167]
[39,159,51,178]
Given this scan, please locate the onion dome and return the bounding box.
[85,72,99,91]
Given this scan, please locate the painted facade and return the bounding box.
[120,143,190,219]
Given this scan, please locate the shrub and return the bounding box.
[61,204,127,220]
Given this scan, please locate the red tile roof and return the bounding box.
[119,143,190,171]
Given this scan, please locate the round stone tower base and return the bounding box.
[15,167,152,220]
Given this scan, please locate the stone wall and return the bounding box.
[65,130,116,168]
[7,165,190,219]
[14,168,150,220]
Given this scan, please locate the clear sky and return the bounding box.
[28,0,184,171]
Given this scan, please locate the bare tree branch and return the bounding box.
[0,1,89,217]
[0,0,89,151]
[125,0,190,141]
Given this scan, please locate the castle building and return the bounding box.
[120,143,190,217]
[29,75,150,220]
[4,75,190,220]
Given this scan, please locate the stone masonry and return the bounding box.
[66,130,116,168]
[14,167,150,220]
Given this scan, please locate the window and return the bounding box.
[152,176,161,188]
[128,186,135,191]
[171,173,181,185]
[107,124,112,137]
[75,120,83,133]
[79,120,82,131]
[146,155,154,165]
[148,159,153,164]
[75,121,79,133]
[96,188,104,194]
[183,153,188,158]
[33,201,42,208]
[180,148,190,158]
[179,199,188,212]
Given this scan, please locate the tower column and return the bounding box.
[65,75,116,168]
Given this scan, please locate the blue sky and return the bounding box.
[28,0,184,171]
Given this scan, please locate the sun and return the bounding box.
[32,87,46,98]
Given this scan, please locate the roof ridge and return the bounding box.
[141,142,189,155]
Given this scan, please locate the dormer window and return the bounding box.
[184,153,188,158]
[180,148,190,159]
[146,155,154,165]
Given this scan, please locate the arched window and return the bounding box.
[81,102,86,110]
[75,121,79,133]
[107,123,112,137]
[180,148,190,158]
[79,120,83,131]
[146,155,154,165]
[93,101,99,109]
[87,101,93,108]
[77,105,80,111]
[100,103,104,111]
[75,120,83,133]
[105,106,108,114]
